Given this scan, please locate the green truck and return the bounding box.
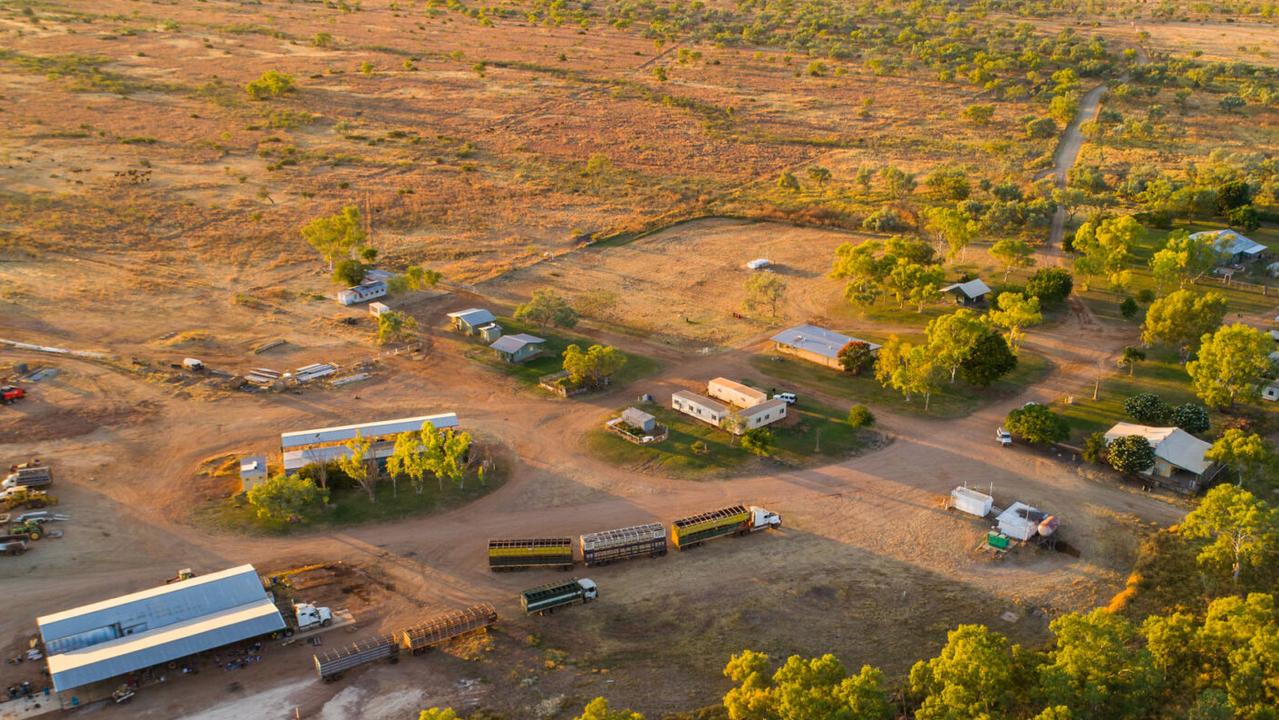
[520,578,598,615]
[670,504,781,550]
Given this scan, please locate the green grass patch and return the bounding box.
[1077,222,1277,323]
[1050,345,1199,441]
[464,316,661,391]
[749,349,1051,419]
[197,463,508,536]
[584,401,877,479]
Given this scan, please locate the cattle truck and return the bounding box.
[579,523,666,566]
[487,537,574,571]
[670,505,781,549]
[520,578,598,615]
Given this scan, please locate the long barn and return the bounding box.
[38,565,284,699]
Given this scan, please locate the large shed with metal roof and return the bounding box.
[280,413,459,451]
[38,565,284,696]
[770,324,881,370]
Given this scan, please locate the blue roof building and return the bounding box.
[38,565,284,693]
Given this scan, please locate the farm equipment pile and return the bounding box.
[313,603,497,681]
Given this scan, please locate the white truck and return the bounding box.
[996,427,1012,447]
[293,602,334,631]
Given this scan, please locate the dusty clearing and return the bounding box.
[486,218,864,346]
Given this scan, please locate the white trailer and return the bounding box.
[950,487,994,518]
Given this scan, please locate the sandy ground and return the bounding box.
[0,216,1183,717]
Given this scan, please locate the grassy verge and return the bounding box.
[1050,346,1200,441]
[197,461,508,536]
[748,349,1051,419]
[464,316,661,391]
[584,401,878,479]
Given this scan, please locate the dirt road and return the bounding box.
[1045,83,1107,256]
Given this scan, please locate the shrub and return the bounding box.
[1124,392,1171,425]
[332,258,366,286]
[1107,435,1156,475]
[847,405,875,428]
[861,205,903,232]
[1025,116,1057,139]
[1025,268,1073,307]
[838,341,875,375]
[1082,431,1108,464]
[1170,403,1210,434]
[1004,404,1069,445]
[1120,296,1138,319]
[244,70,296,99]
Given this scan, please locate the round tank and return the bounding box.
[1038,515,1059,537]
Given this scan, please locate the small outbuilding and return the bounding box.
[239,455,268,493]
[950,486,993,517]
[447,308,497,335]
[490,333,545,363]
[940,279,991,306]
[1192,229,1266,265]
[995,502,1051,541]
[770,324,881,370]
[746,258,771,270]
[369,302,391,317]
[478,323,503,343]
[621,407,656,434]
[1264,384,1279,402]
[338,280,388,306]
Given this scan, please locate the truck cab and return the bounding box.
[577,578,599,600]
[748,506,782,531]
[294,602,333,630]
[3,466,52,490]
[996,427,1012,446]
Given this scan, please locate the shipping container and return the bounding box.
[580,523,666,566]
[487,537,574,571]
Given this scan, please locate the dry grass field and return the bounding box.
[0,0,1274,718]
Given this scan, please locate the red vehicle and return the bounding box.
[0,387,24,405]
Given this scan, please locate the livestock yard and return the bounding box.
[2,0,1278,719]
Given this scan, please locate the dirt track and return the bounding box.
[0,272,1180,717]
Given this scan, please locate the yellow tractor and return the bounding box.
[0,488,57,513]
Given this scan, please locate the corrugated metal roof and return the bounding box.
[941,279,991,298]
[1191,229,1265,257]
[38,565,267,646]
[280,413,459,450]
[239,455,267,480]
[770,324,881,360]
[46,599,284,692]
[446,308,495,325]
[490,333,544,353]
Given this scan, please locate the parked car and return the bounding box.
[996,427,1012,447]
[773,392,797,405]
